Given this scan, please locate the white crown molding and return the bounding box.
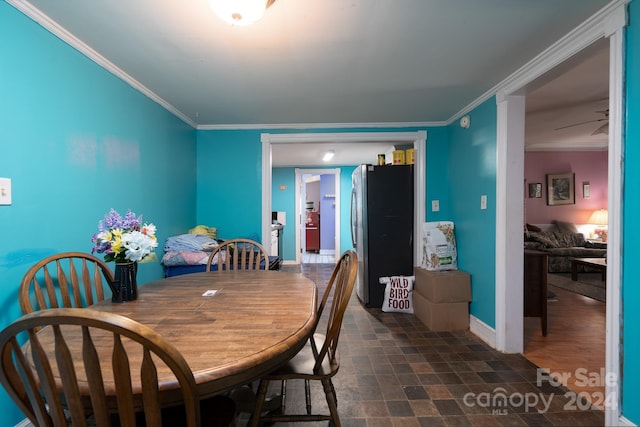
[7,0,198,129]
[448,0,629,124]
[262,131,427,144]
[199,121,443,131]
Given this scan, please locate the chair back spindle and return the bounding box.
[206,238,269,272]
[20,252,114,315]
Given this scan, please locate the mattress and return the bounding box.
[164,256,281,277]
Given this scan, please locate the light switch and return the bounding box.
[480,195,487,210]
[0,178,11,205]
[431,200,440,212]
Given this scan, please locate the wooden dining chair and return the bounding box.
[19,252,115,315]
[205,238,269,272]
[0,307,203,427]
[249,250,358,427]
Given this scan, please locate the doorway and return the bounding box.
[261,131,427,266]
[521,39,609,408]
[297,169,340,264]
[494,4,625,425]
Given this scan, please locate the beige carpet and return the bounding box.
[547,272,605,302]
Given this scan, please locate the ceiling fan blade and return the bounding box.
[555,117,607,131]
[592,123,609,135]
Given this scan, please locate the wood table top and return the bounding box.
[45,270,317,404]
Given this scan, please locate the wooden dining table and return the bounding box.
[34,270,318,408]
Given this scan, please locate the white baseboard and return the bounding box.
[469,314,496,348]
[15,418,32,427]
[618,416,637,426]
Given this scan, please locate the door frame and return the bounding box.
[261,131,427,265]
[491,3,626,425]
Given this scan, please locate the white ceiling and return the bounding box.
[524,38,609,152]
[9,0,612,166]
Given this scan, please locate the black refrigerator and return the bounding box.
[350,164,414,308]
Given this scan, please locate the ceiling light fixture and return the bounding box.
[323,150,335,162]
[209,0,276,26]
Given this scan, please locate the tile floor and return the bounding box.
[301,252,336,264]
[244,262,605,427]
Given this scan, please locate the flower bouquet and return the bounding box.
[91,209,158,302]
[91,209,158,263]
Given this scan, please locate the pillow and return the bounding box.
[585,241,607,249]
[527,231,561,248]
[380,276,414,313]
[553,220,579,234]
[189,225,218,239]
[551,232,579,248]
[526,223,542,232]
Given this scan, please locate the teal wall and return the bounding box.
[195,129,263,239]
[424,126,452,221]
[272,168,297,259]
[0,4,197,424]
[447,99,497,326]
[623,0,640,422]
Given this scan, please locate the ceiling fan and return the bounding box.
[555,108,609,135]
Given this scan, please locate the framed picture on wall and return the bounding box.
[528,183,542,198]
[546,173,575,205]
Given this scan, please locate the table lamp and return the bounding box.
[589,208,608,242]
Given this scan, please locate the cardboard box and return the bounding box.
[414,268,471,303]
[413,292,469,331]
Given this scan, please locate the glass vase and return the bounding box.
[112,261,138,303]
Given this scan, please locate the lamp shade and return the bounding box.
[209,0,275,26]
[588,209,608,225]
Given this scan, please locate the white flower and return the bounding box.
[141,223,157,236]
[121,230,158,262]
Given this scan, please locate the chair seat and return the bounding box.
[263,334,339,380]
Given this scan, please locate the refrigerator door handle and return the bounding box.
[350,189,357,247]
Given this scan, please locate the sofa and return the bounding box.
[524,221,606,273]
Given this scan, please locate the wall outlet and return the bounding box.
[0,178,11,205]
[431,200,440,212]
[480,195,487,210]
